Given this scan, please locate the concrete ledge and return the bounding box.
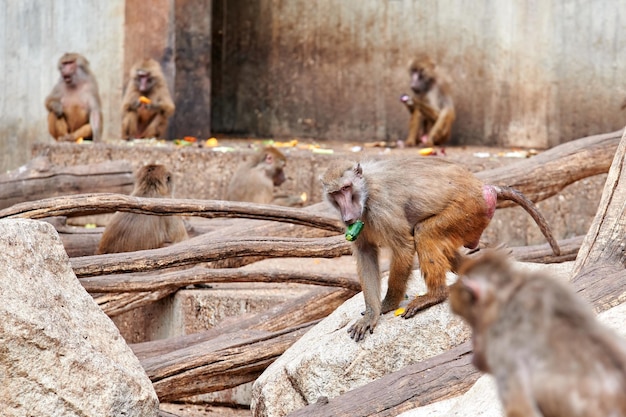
[112,283,312,344]
[33,140,606,248]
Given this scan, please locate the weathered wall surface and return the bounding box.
[0,0,208,174]
[0,1,125,173]
[211,0,626,147]
[170,0,213,139]
[124,0,176,98]
[2,1,625,173]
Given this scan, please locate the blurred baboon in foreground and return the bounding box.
[45,52,103,142]
[97,164,188,254]
[450,247,626,417]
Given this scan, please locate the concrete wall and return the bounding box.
[2,1,625,173]
[211,0,626,147]
[0,0,209,174]
[170,0,213,139]
[0,1,125,173]
[124,0,176,98]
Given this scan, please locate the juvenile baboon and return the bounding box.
[97,164,188,254]
[45,53,103,142]
[400,55,455,146]
[450,247,626,417]
[121,58,175,139]
[320,157,560,341]
[226,146,302,206]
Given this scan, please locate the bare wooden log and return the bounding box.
[0,193,344,233]
[80,265,360,293]
[94,288,177,317]
[80,235,577,319]
[132,287,355,360]
[0,157,134,209]
[83,263,359,317]
[42,217,104,257]
[571,128,626,310]
[71,235,352,277]
[78,236,578,295]
[201,203,340,268]
[148,323,314,402]
[509,235,583,263]
[476,129,622,206]
[197,203,341,238]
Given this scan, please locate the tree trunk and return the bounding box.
[0,193,344,233]
[570,128,626,309]
[80,265,360,293]
[0,157,134,209]
[71,235,352,277]
[476,129,622,207]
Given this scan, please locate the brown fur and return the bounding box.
[400,56,455,146]
[226,146,302,206]
[451,247,626,417]
[45,53,103,142]
[97,164,188,254]
[121,58,175,139]
[320,157,559,341]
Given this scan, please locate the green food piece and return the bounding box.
[345,220,364,241]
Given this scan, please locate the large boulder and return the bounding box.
[0,219,159,417]
[251,271,470,417]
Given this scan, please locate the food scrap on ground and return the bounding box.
[418,147,436,156]
[205,137,219,147]
[312,148,334,154]
[473,149,539,159]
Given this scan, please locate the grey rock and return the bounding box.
[0,219,158,417]
[251,270,470,417]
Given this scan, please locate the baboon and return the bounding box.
[121,58,175,139]
[451,247,626,417]
[45,53,103,142]
[400,56,455,146]
[97,164,188,254]
[226,146,303,206]
[320,157,559,341]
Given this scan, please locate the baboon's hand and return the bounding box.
[348,313,378,342]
